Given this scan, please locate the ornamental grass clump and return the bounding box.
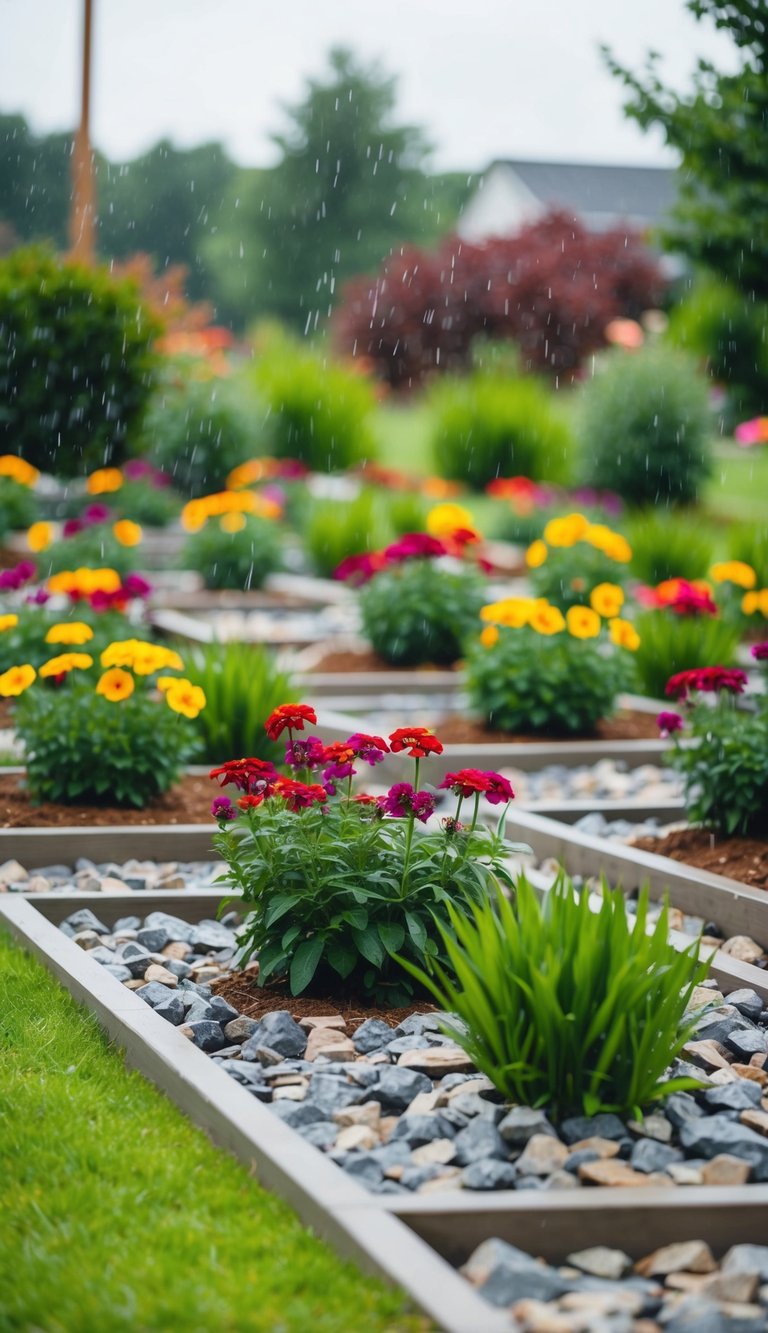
[658,651,768,837]
[4,637,205,807]
[400,873,708,1119]
[211,705,525,1003]
[336,528,487,667]
[466,590,639,735]
[525,512,632,611]
[183,641,293,765]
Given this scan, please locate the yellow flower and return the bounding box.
[480,597,534,629]
[227,459,267,490]
[181,499,207,533]
[220,511,247,533]
[86,467,123,495]
[479,624,500,649]
[529,603,566,635]
[543,513,590,548]
[156,675,178,692]
[0,614,19,633]
[710,560,757,590]
[164,678,206,718]
[762,590,768,616]
[584,524,632,563]
[566,606,601,639]
[742,591,760,615]
[525,539,548,569]
[100,639,184,674]
[47,567,123,597]
[39,652,94,678]
[426,502,475,539]
[589,582,625,618]
[0,455,39,487]
[44,621,94,646]
[27,521,53,552]
[608,617,641,651]
[0,663,36,696]
[96,667,135,702]
[113,519,142,547]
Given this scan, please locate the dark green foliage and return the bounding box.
[627,510,715,585]
[0,478,38,539]
[401,873,708,1118]
[303,491,387,578]
[579,346,712,506]
[16,681,198,807]
[0,248,159,476]
[41,528,136,579]
[216,798,519,1004]
[0,607,136,674]
[466,626,630,735]
[632,610,741,699]
[114,479,182,528]
[361,561,484,667]
[604,1,768,303]
[143,371,265,498]
[429,374,573,491]
[183,642,292,765]
[669,698,768,837]
[181,515,283,590]
[666,275,768,418]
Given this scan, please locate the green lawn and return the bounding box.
[0,929,427,1333]
[704,444,768,522]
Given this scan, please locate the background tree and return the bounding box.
[604,0,768,302]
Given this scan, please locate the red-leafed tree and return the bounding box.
[334,210,666,388]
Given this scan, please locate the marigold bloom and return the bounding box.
[44,621,94,646]
[426,502,475,539]
[96,667,135,701]
[220,511,246,533]
[529,603,566,636]
[608,617,640,651]
[742,591,760,615]
[525,539,548,568]
[165,678,206,718]
[543,513,590,548]
[566,606,601,639]
[39,652,93,677]
[589,582,625,618]
[389,726,443,758]
[113,519,142,547]
[0,663,36,696]
[583,523,632,563]
[27,521,53,552]
[0,614,19,632]
[710,560,756,590]
[264,703,317,740]
[0,455,39,487]
[87,467,123,495]
[480,624,500,648]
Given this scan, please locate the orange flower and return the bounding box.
[39,652,93,678]
[0,455,39,487]
[0,663,36,696]
[220,511,246,533]
[113,519,142,547]
[96,667,135,701]
[529,603,566,636]
[479,624,500,648]
[86,467,123,495]
[566,606,601,639]
[543,513,590,548]
[27,521,53,552]
[45,621,94,646]
[609,617,641,651]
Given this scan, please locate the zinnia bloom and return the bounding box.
[379,782,436,822]
[525,539,548,569]
[273,777,328,811]
[751,642,768,661]
[389,726,443,758]
[425,502,475,539]
[44,621,94,646]
[264,703,318,740]
[346,732,390,765]
[382,533,447,564]
[211,795,237,821]
[439,769,491,798]
[96,667,135,701]
[209,757,278,794]
[0,663,36,696]
[657,711,684,738]
[666,666,748,700]
[480,624,500,648]
[285,736,327,770]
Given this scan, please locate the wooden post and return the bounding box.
[69,0,95,262]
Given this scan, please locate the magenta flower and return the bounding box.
[347,732,390,766]
[122,573,152,600]
[379,782,436,823]
[285,735,327,771]
[751,642,768,662]
[657,711,684,738]
[211,795,237,821]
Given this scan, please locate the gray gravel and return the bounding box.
[0,857,224,894]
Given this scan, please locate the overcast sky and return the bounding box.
[0,0,735,172]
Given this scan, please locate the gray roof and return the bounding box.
[494,159,677,226]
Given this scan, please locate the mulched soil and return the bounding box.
[632,826,768,890]
[0,771,215,828]
[309,648,459,674]
[213,971,437,1032]
[436,708,662,745]
[0,699,13,729]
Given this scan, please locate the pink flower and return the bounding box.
[346,732,390,766]
[285,736,327,770]
[378,782,436,823]
[657,711,684,738]
[211,795,237,821]
[666,667,748,700]
[751,642,768,662]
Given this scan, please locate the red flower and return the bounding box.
[346,732,390,765]
[209,757,278,793]
[334,551,387,585]
[264,703,318,740]
[666,667,748,700]
[484,772,516,805]
[273,776,328,811]
[237,793,267,810]
[389,726,443,758]
[383,533,447,564]
[439,769,491,798]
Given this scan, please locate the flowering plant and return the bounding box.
[632,580,742,699]
[211,705,525,1002]
[525,512,632,611]
[0,454,39,539]
[466,593,639,735]
[180,490,283,591]
[6,636,205,807]
[659,651,768,837]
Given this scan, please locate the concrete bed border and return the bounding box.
[3,890,767,1331]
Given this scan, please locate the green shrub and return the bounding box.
[253,335,376,472]
[632,609,741,700]
[41,527,137,579]
[0,247,159,476]
[728,521,768,586]
[181,514,282,590]
[579,346,712,505]
[429,373,574,491]
[361,560,484,667]
[0,478,38,540]
[380,489,429,538]
[114,479,182,528]
[303,490,386,579]
[0,606,138,674]
[627,510,715,585]
[466,597,635,735]
[526,514,632,612]
[401,873,707,1119]
[144,370,264,497]
[666,274,768,418]
[183,642,292,766]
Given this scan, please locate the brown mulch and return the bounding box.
[0,699,13,729]
[213,971,438,1032]
[0,771,216,828]
[436,708,661,746]
[309,648,459,674]
[632,826,768,890]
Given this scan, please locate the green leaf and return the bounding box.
[289,937,325,995]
